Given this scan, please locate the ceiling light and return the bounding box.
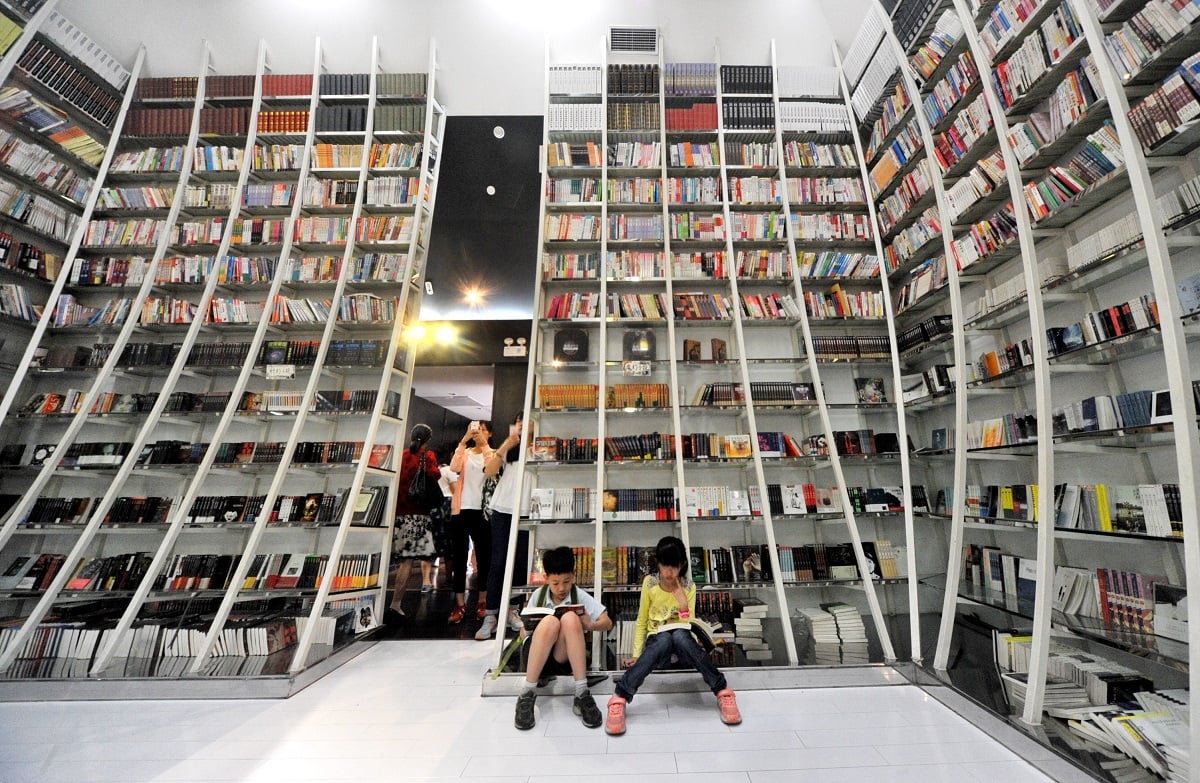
[486,185,496,196]
[493,125,505,139]
[434,324,457,345]
[464,287,484,306]
[407,324,427,343]
[425,280,434,295]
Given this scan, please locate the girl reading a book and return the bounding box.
[388,423,440,624]
[606,535,741,735]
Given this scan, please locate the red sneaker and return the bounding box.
[717,689,741,725]
[476,600,487,619]
[447,604,466,624]
[605,695,627,736]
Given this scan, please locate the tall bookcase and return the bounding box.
[846,0,1200,775]
[494,31,935,678]
[0,0,127,415]
[0,34,445,695]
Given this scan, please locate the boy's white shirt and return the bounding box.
[535,583,607,623]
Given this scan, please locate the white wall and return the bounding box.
[59,0,871,115]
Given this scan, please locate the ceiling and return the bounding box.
[422,115,544,321]
[412,365,497,420]
[414,116,544,418]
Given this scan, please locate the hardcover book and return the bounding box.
[553,328,588,362]
[623,329,655,360]
[854,377,886,404]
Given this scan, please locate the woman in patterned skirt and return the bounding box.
[388,423,440,624]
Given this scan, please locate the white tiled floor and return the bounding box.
[0,640,1068,782]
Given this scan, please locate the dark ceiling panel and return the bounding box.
[425,115,543,320]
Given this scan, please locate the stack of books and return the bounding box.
[733,598,770,661]
[827,603,869,664]
[795,606,841,664]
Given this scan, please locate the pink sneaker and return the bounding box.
[605,695,626,735]
[717,688,741,725]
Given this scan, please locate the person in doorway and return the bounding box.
[447,420,494,623]
[476,412,528,640]
[387,423,440,624]
[605,535,741,735]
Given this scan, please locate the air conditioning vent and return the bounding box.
[609,27,659,55]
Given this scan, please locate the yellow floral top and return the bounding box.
[632,575,696,657]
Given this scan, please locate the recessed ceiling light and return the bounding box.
[493,125,505,138]
[486,185,496,196]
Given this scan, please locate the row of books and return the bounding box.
[893,255,947,315]
[922,50,979,130]
[882,207,941,273]
[0,175,77,241]
[0,281,36,320]
[910,10,964,80]
[606,64,659,95]
[1127,58,1200,151]
[863,82,911,166]
[0,125,92,202]
[900,365,956,409]
[0,85,107,165]
[931,93,992,174]
[1007,58,1101,167]
[988,1,1083,111]
[950,203,1019,271]
[962,254,1065,323]
[722,98,775,130]
[1050,389,1164,435]
[664,101,718,131]
[1102,0,1197,83]
[779,540,904,583]
[17,39,121,126]
[1023,122,1125,223]
[812,333,892,359]
[0,228,59,280]
[1045,292,1160,357]
[851,42,901,122]
[691,381,816,406]
[945,148,1005,220]
[606,101,659,131]
[974,337,1034,382]
[548,65,601,96]
[802,285,885,320]
[1055,482,1183,537]
[875,159,933,235]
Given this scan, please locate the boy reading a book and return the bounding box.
[606,535,741,735]
[515,546,612,731]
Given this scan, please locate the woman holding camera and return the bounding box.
[447,420,494,624]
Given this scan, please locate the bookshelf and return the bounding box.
[0,34,445,693]
[0,0,126,401]
[848,0,1200,773]
[493,33,930,678]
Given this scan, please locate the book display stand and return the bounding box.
[0,23,445,697]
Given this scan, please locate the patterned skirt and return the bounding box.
[393,513,436,558]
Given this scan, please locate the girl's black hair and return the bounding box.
[655,535,688,578]
[408,423,433,453]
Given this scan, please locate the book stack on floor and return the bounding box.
[795,606,841,664]
[733,598,770,661]
[826,603,869,664]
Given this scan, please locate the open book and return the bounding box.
[653,618,721,652]
[519,603,584,631]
